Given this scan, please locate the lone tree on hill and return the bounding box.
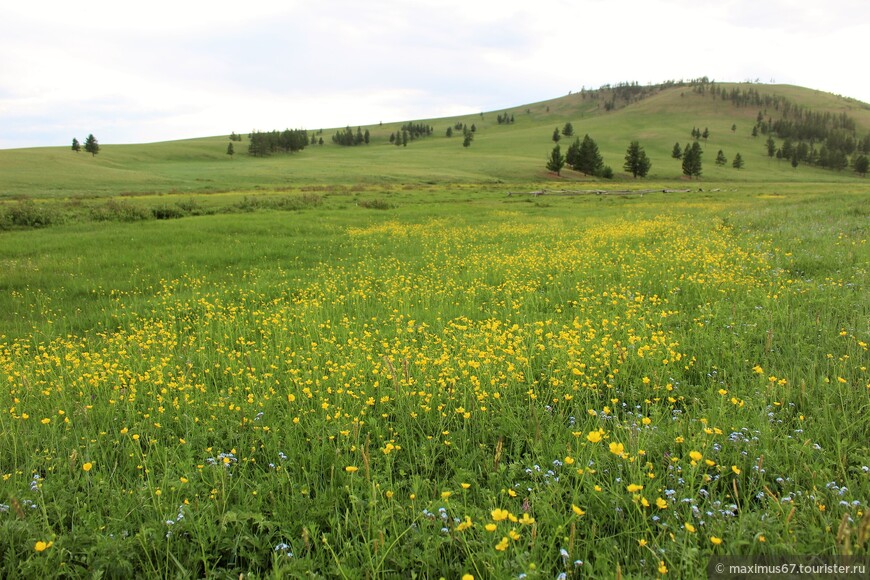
[732,152,744,169]
[623,141,651,178]
[226,142,235,159]
[546,144,566,176]
[84,134,100,156]
[71,138,81,152]
[715,150,727,166]
[572,134,603,176]
[682,141,703,178]
[562,122,574,137]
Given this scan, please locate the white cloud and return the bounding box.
[1,0,868,148]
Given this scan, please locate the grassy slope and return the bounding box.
[2,83,869,199]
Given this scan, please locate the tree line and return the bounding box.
[247,129,309,157]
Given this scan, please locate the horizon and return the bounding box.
[2,0,869,150]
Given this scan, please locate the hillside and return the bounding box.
[1,82,869,199]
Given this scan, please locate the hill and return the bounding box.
[1,81,869,199]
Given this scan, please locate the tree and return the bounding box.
[791,152,799,169]
[572,134,603,176]
[84,134,100,156]
[715,150,727,166]
[546,144,566,176]
[671,142,682,159]
[71,138,81,153]
[363,129,370,144]
[766,136,776,158]
[751,125,759,137]
[702,127,710,143]
[623,141,651,178]
[462,132,473,148]
[566,138,581,169]
[226,142,234,159]
[552,127,561,143]
[562,122,574,137]
[732,152,744,169]
[854,154,869,176]
[731,123,737,133]
[446,127,453,138]
[682,141,703,178]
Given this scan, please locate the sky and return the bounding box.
[1,0,868,149]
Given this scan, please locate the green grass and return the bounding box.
[1,185,869,577]
[0,82,869,577]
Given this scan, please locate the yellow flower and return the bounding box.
[689,451,703,462]
[41,418,50,425]
[82,462,93,472]
[457,516,473,531]
[518,513,535,525]
[684,522,696,533]
[462,575,474,580]
[441,491,452,500]
[564,456,575,465]
[731,466,741,475]
[495,537,509,551]
[638,538,647,547]
[571,504,586,516]
[658,561,668,574]
[345,466,359,473]
[586,430,603,443]
[656,497,668,509]
[508,529,521,540]
[461,482,471,489]
[485,523,497,532]
[491,508,509,522]
[710,536,723,545]
[34,541,53,552]
[627,484,644,493]
[609,442,625,456]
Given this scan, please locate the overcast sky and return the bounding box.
[1,0,867,149]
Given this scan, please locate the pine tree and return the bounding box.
[546,144,566,176]
[552,127,561,143]
[732,153,744,169]
[71,138,81,153]
[715,150,727,166]
[84,134,100,156]
[226,142,234,158]
[573,134,603,176]
[562,122,574,137]
[623,141,651,178]
[671,142,682,159]
[766,136,776,157]
[682,142,703,178]
[854,154,869,176]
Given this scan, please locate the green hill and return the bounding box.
[2,81,869,199]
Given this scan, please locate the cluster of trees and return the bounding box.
[228,132,243,142]
[248,129,308,157]
[547,138,650,178]
[496,112,516,125]
[71,134,100,156]
[332,126,370,146]
[690,127,710,142]
[715,150,744,169]
[690,80,870,175]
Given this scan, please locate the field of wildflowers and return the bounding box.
[1,188,868,577]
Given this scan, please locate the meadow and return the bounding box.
[1,182,869,577]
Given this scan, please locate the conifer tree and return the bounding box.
[623,141,651,178]
[546,144,566,176]
[84,134,100,156]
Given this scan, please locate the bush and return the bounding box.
[358,199,393,210]
[151,205,185,220]
[90,200,150,222]
[0,200,57,229]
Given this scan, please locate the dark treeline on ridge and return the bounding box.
[689,80,870,173]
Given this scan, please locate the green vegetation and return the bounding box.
[1,80,869,577]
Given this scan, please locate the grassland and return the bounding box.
[1,83,869,578]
